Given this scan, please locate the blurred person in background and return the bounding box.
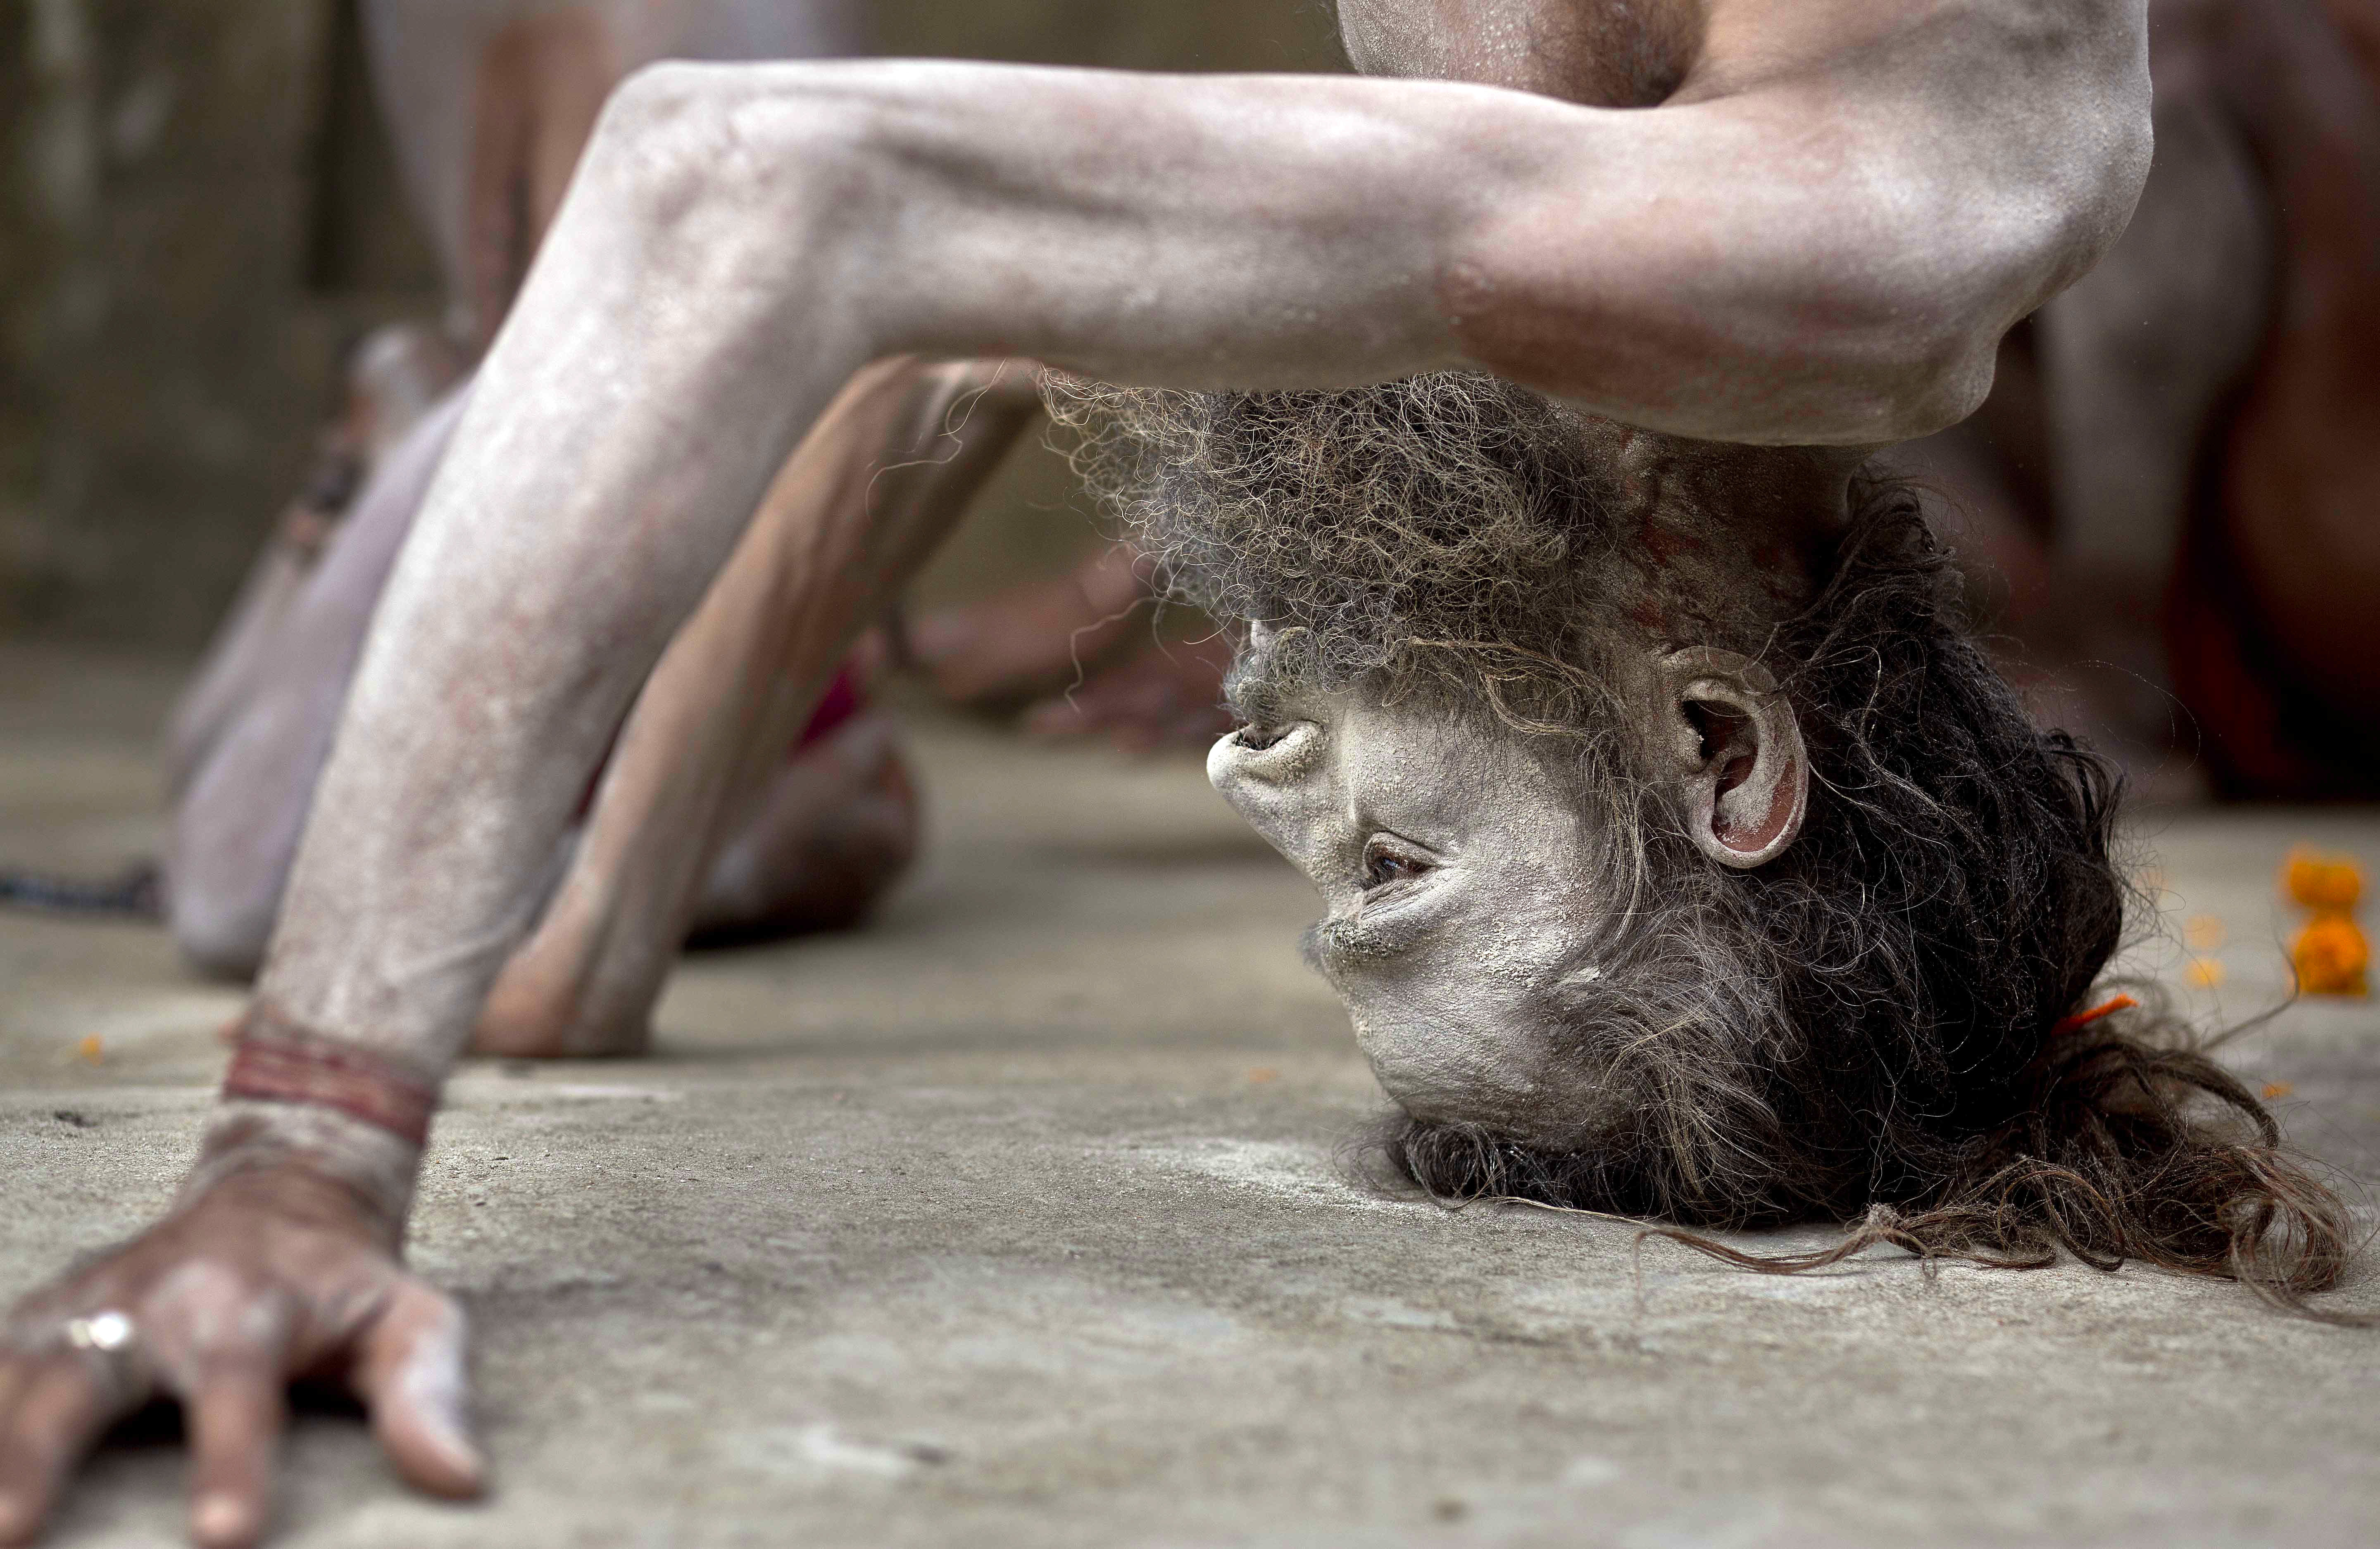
[1872,0,2380,801]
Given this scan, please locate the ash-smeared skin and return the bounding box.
[273,0,2149,1057]
[474,356,1040,1056]
[362,0,870,340]
[1211,690,1615,1138]
[3,2,2155,1542]
[1207,639,1807,1148]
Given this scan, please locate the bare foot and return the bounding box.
[1020,635,1235,753]
[905,547,1150,704]
[689,712,921,945]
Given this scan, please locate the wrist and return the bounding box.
[194,1000,441,1240]
[221,1001,440,1145]
[182,1106,420,1246]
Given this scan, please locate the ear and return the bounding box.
[1647,646,1809,869]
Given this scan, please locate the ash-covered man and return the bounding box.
[2,2,2359,1546]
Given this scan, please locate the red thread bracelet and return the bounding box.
[220,1003,440,1147]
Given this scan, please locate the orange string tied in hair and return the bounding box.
[2051,994,2138,1038]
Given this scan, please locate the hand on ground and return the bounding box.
[0,1166,479,1547]
[470,711,922,1058]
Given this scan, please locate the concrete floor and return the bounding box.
[3,643,2378,1549]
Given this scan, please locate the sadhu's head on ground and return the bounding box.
[1054,371,2362,1316]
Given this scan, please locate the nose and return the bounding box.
[1208,720,1331,862]
[1209,720,1321,788]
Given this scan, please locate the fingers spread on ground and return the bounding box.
[185,1364,286,1549]
[356,1283,483,1499]
[0,1355,126,1545]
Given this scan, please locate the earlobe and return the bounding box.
[1649,646,1809,870]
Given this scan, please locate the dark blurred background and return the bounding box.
[0,0,1344,650]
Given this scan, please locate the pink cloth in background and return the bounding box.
[792,663,863,752]
[576,659,866,820]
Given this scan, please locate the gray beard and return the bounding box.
[1042,368,1849,740]
[1042,371,1656,723]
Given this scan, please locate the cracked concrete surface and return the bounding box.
[3,645,2378,1548]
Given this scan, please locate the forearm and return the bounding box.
[671,48,2145,438]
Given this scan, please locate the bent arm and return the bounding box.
[716,3,2152,433]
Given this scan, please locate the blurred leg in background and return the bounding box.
[902,544,1238,753]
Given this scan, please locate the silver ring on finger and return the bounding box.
[64,1311,135,1354]
[60,1309,146,1403]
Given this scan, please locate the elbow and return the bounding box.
[576,61,876,280]
[1887,343,1999,442]
[574,62,748,246]
[583,60,727,205]
[1729,167,2154,444]
[1442,214,2025,445]
[1809,306,2002,444]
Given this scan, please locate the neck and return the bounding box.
[1584,419,1866,649]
